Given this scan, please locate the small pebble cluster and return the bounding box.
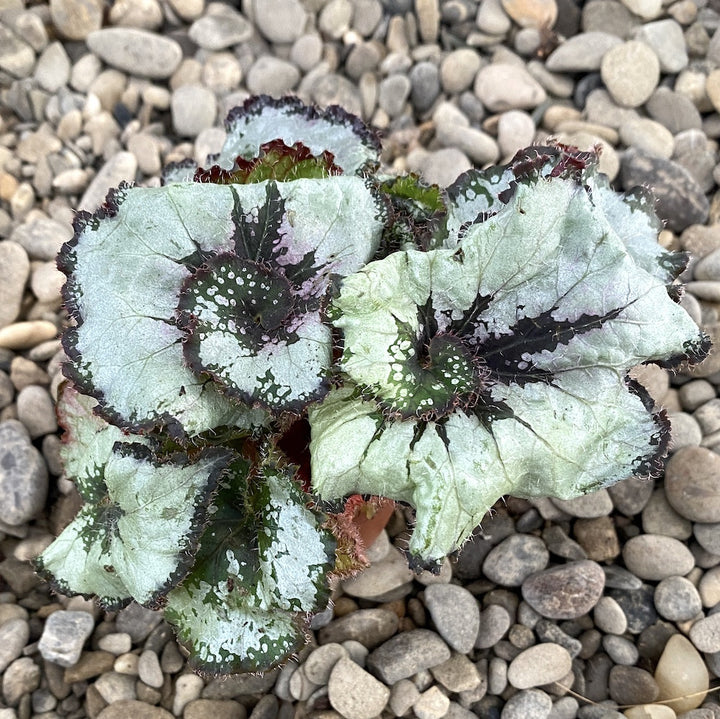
[2,1,720,719]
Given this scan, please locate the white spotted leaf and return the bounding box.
[165,460,335,675]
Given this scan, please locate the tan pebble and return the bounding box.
[624,704,677,719]
[654,634,709,713]
[0,321,58,350]
[501,0,557,28]
[0,172,19,202]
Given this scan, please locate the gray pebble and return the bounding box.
[501,688,552,719]
[488,657,508,696]
[689,613,720,652]
[549,697,580,719]
[310,73,363,118]
[521,560,605,619]
[695,521,720,555]
[622,534,695,580]
[552,489,613,518]
[694,249,720,282]
[290,34,322,73]
[606,478,653,519]
[619,117,674,159]
[35,41,71,93]
[440,49,482,94]
[582,0,639,36]
[340,546,413,601]
[318,608,399,649]
[654,575,703,621]
[507,643,572,689]
[475,604,512,649]
[318,0,354,39]
[94,671,137,703]
[389,679,420,716]
[188,4,252,50]
[366,629,451,685]
[16,384,57,437]
[665,446,720,522]
[634,18,688,72]
[415,147,472,187]
[0,241,29,329]
[0,618,29,673]
[608,585,657,634]
[423,584,479,654]
[80,151,138,212]
[303,643,347,685]
[483,534,549,586]
[620,148,708,232]
[137,649,163,688]
[246,56,299,97]
[646,87,702,134]
[253,0,307,43]
[38,611,94,668]
[50,0,103,40]
[642,488,692,539]
[669,411,703,450]
[0,25,35,80]
[171,84,217,138]
[115,603,163,644]
[593,596,627,635]
[693,398,720,434]
[2,656,41,707]
[409,62,441,114]
[545,32,621,72]
[607,665,659,705]
[474,64,546,112]
[378,74,411,120]
[602,634,639,665]
[430,653,482,693]
[0,419,48,526]
[534,619,583,657]
[86,28,182,79]
[542,525,587,561]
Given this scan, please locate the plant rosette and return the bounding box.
[36,95,709,675]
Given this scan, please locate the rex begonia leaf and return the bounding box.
[311,157,708,568]
[55,381,149,503]
[35,437,231,609]
[164,460,335,675]
[178,179,383,412]
[60,176,382,433]
[216,95,381,175]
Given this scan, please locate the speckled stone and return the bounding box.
[423,584,480,654]
[367,630,451,684]
[521,560,605,619]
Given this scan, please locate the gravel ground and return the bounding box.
[1,1,720,718]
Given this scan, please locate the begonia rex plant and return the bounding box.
[36,95,709,675]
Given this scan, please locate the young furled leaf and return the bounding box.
[311,149,708,568]
[165,460,335,675]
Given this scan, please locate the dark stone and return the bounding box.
[573,72,603,110]
[409,62,440,113]
[608,585,658,635]
[583,653,613,703]
[608,666,659,705]
[620,149,709,232]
